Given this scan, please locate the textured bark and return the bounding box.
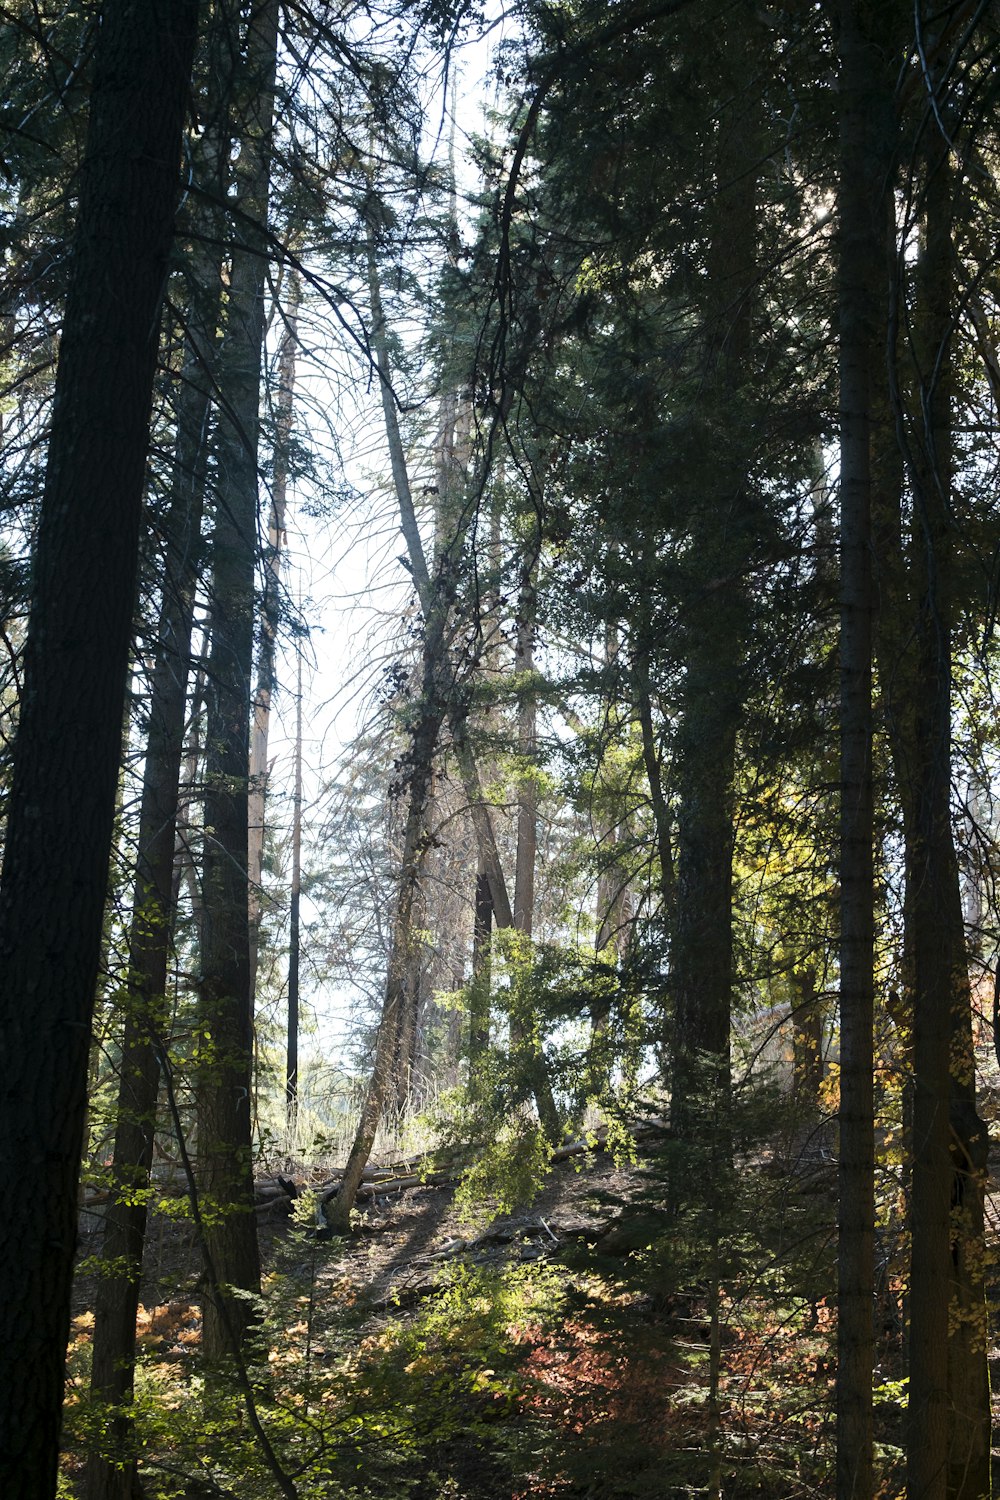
[669,23,756,1148]
[834,2,888,1491]
[86,244,221,1500]
[197,0,279,1360]
[0,2,198,1493]
[791,967,824,1109]
[900,126,989,1500]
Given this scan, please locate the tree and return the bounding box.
[834,2,892,1491]
[0,1,199,1492]
[196,0,280,1360]
[86,165,226,1500]
[887,27,992,1491]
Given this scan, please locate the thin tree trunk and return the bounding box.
[586,624,630,1103]
[393,870,427,1109]
[508,553,560,1138]
[450,727,515,927]
[328,228,463,1225]
[324,620,446,1233]
[287,637,303,1117]
[469,865,493,1061]
[333,223,529,1218]
[633,641,675,917]
[0,3,198,1492]
[513,564,538,937]
[367,223,518,942]
[249,271,300,991]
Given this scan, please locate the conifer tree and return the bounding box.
[0,2,199,1491]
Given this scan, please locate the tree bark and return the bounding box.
[0,2,198,1492]
[508,553,560,1138]
[668,20,756,1152]
[791,966,824,1110]
[470,866,494,1061]
[834,2,888,1491]
[197,0,279,1360]
[287,634,303,1115]
[249,271,300,992]
[86,235,222,1500]
[513,562,538,937]
[900,118,990,1500]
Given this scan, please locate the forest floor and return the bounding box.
[75,1130,657,1321]
[67,1118,1000,1498]
[72,1136,691,1498]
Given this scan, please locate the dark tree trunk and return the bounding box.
[196,0,278,1360]
[791,967,824,1110]
[901,121,990,1500]
[0,2,198,1493]
[834,2,892,1492]
[669,20,756,1151]
[469,867,494,1062]
[85,244,221,1500]
[633,639,675,918]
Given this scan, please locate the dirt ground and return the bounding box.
[76,1139,655,1318]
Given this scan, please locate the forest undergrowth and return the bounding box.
[61,1094,1000,1500]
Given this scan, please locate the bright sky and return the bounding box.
[258,43,507,1073]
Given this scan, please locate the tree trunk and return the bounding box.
[328,232,471,1226]
[197,0,279,1361]
[336,222,548,1216]
[834,2,888,1491]
[633,639,675,918]
[791,966,824,1111]
[469,865,494,1063]
[0,2,198,1492]
[586,625,632,1103]
[249,271,300,992]
[287,637,303,1116]
[86,230,222,1500]
[900,119,990,1500]
[513,563,538,936]
[393,873,426,1109]
[324,621,446,1233]
[668,22,756,1153]
[508,554,560,1138]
